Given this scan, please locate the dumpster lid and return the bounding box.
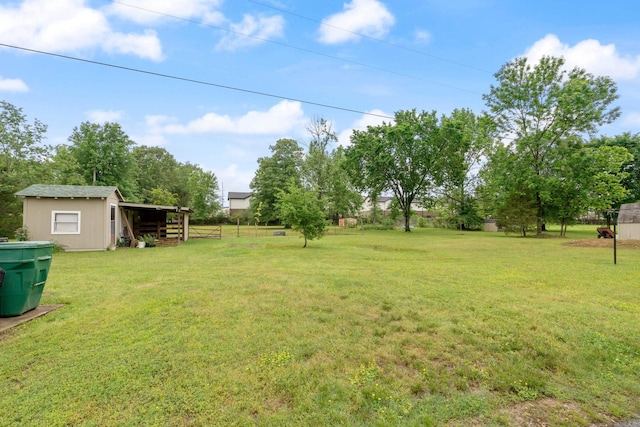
[0,241,55,249]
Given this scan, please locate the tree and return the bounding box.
[439,109,493,230]
[324,146,363,222]
[346,109,454,232]
[496,190,538,237]
[0,101,50,237]
[178,163,220,221]
[133,145,184,204]
[545,143,631,236]
[149,187,178,206]
[50,145,87,185]
[483,56,620,236]
[590,133,640,204]
[68,122,138,198]
[277,180,327,248]
[250,138,304,224]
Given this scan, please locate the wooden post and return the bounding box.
[120,208,137,247]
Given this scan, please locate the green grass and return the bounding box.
[1,228,639,426]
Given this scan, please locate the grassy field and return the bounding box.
[1,227,639,426]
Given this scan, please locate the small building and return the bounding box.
[15,184,191,251]
[228,192,251,218]
[618,202,640,240]
[484,219,499,232]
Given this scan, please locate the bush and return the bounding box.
[14,226,29,241]
[141,234,157,247]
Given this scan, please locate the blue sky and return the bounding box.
[2,0,640,202]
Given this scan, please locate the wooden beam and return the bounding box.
[120,208,138,248]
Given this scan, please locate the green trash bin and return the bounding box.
[0,241,54,317]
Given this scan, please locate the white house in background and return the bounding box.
[228,192,251,217]
[361,196,434,218]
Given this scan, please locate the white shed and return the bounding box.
[618,203,640,240]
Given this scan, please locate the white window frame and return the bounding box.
[51,211,81,234]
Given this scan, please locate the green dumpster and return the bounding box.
[0,241,54,317]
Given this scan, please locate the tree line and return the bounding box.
[250,56,639,239]
[0,103,220,237]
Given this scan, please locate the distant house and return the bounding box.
[361,196,434,218]
[228,192,251,218]
[618,202,640,240]
[15,184,191,251]
[361,196,393,216]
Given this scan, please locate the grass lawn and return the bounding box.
[1,227,639,426]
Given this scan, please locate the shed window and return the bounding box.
[52,211,81,234]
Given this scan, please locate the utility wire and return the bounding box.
[111,0,481,95]
[248,0,493,74]
[0,43,395,120]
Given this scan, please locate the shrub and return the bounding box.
[14,226,29,241]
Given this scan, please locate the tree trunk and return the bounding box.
[536,192,543,237]
[404,215,411,232]
[303,236,307,248]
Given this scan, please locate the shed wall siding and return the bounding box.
[22,197,115,251]
[618,224,640,240]
[229,198,250,210]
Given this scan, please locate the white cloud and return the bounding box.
[85,109,124,123]
[165,100,307,135]
[337,109,390,146]
[217,163,256,193]
[106,0,224,25]
[0,76,29,92]
[215,14,285,51]
[131,114,174,146]
[318,0,395,44]
[524,34,640,80]
[414,29,432,45]
[0,0,163,61]
[103,30,163,61]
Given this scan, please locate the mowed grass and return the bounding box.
[1,228,639,426]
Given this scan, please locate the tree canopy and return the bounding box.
[250,138,304,224]
[277,180,327,248]
[346,109,458,231]
[482,56,621,236]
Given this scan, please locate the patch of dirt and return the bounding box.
[504,398,608,426]
[563,239,640,249]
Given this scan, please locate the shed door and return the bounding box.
[110,204,116,245]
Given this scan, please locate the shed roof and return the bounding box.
[119,202,193,213]
[16,184,123,200]
[228,192,251,200]
[618,203,640,224]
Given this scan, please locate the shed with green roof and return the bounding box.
[15,185,191,251]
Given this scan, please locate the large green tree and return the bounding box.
[67,122,138,198]
[183,164,220,221]
[438,109,493,229]
[546,143,631,235]
[483,56,620,236]
[590,132,640,204]
[250,138,304,223]
[324,146,363,222]
[346,109,455,232]
[277,180,327,248]
[0,101,50,237]
[133,145,185,204]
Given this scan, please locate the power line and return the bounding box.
[110,0,482,95]
[247,0,493,74]
[0,43,394,120]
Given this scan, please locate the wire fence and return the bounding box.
[188,224,365,239]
